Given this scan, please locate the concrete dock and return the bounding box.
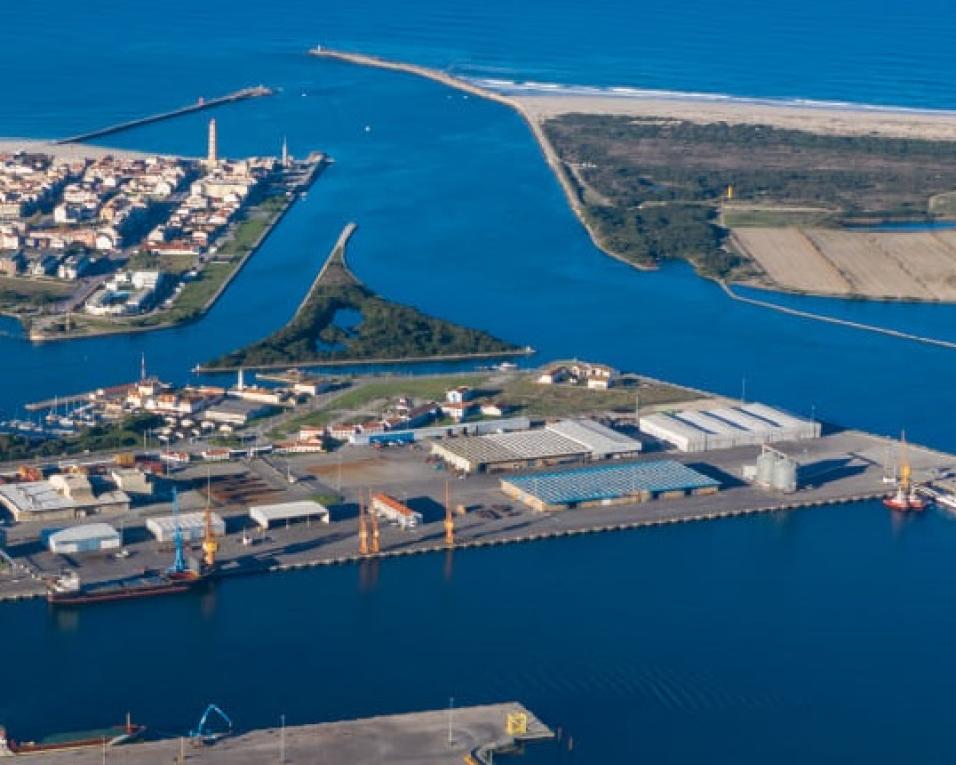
[10,703,552,764]
[3,427,951,602]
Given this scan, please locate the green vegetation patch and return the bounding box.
[0,277,72,313]
[207,239,518,369]
[544,114,956,276]
[498,375,699,417]
[126,252,196,274]
[274,374,490,435]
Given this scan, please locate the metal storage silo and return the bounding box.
[772,458,798,493]
[756,450,777,486]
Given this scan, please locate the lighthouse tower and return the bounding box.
[206,118,218,167]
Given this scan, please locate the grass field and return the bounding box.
[125,252,196,274]
[0,277,72,313]
[274,375,491,434]
[498,376,699,417]
[720,206,836,228]
[271,372,700,436]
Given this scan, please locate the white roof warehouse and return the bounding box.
[430,419,642,474]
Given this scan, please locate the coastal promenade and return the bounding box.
[55,86,274,145]
[7,703,553,764]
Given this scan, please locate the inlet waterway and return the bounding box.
[5,1,956,761]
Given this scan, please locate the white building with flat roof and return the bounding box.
[249,501,330,529]
[47,523,121,554]
[146,511,225,542]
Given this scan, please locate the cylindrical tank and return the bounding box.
[772,458,798,493]
[756,451,777,486]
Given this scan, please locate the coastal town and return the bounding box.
[0,119,324,338]
[4,25,956,765]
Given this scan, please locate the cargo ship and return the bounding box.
[0,716,145,755]
[46,569,204,606]
[46,488,213,606]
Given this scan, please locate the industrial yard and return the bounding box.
[1,422,950,603]
[1,702,552,764]
[1,363,953,604]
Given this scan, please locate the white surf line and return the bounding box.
[720,281,956,351]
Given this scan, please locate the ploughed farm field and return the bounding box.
[733,226,956,300]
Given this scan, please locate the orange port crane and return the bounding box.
[368,491,381,554]
[201,469,218,568]
[444,481,455,547]
[358,493,369,555]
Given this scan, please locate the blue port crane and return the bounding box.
[190,704,233,745]
[167,488,187,576]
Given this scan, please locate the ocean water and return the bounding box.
[3,1,956,761]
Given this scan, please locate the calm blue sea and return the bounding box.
[3,2,956,761]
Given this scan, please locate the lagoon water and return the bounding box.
[4,1,956,760]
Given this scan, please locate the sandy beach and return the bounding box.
[0,138,175,162]
[516,93,956,140]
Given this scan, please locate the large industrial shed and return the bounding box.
[46,523,121,554]
[249,500,330,529]
[146,511,225,542]
[501,460,720,512]
[639,403,820,452]
[430,419,642,474]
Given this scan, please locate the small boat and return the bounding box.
[0,715,145,755]
[883,486,926,512]
[883,431,926,512]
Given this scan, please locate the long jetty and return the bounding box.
[300,220,360,312]
[307,48,636,269]
[55,85,274,145]
[720,281,956,351]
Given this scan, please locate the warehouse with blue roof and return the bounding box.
[501,460,720,512]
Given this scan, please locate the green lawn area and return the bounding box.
[269,371,701,437]
[499,376,699,417]
[125,252,197,274]
[326,375,490,412]
[0,277,72,312]
[215,195,285,258]
[270,375,490,436]
[720,206,837,228]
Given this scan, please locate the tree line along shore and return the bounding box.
[312,47,956,303]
